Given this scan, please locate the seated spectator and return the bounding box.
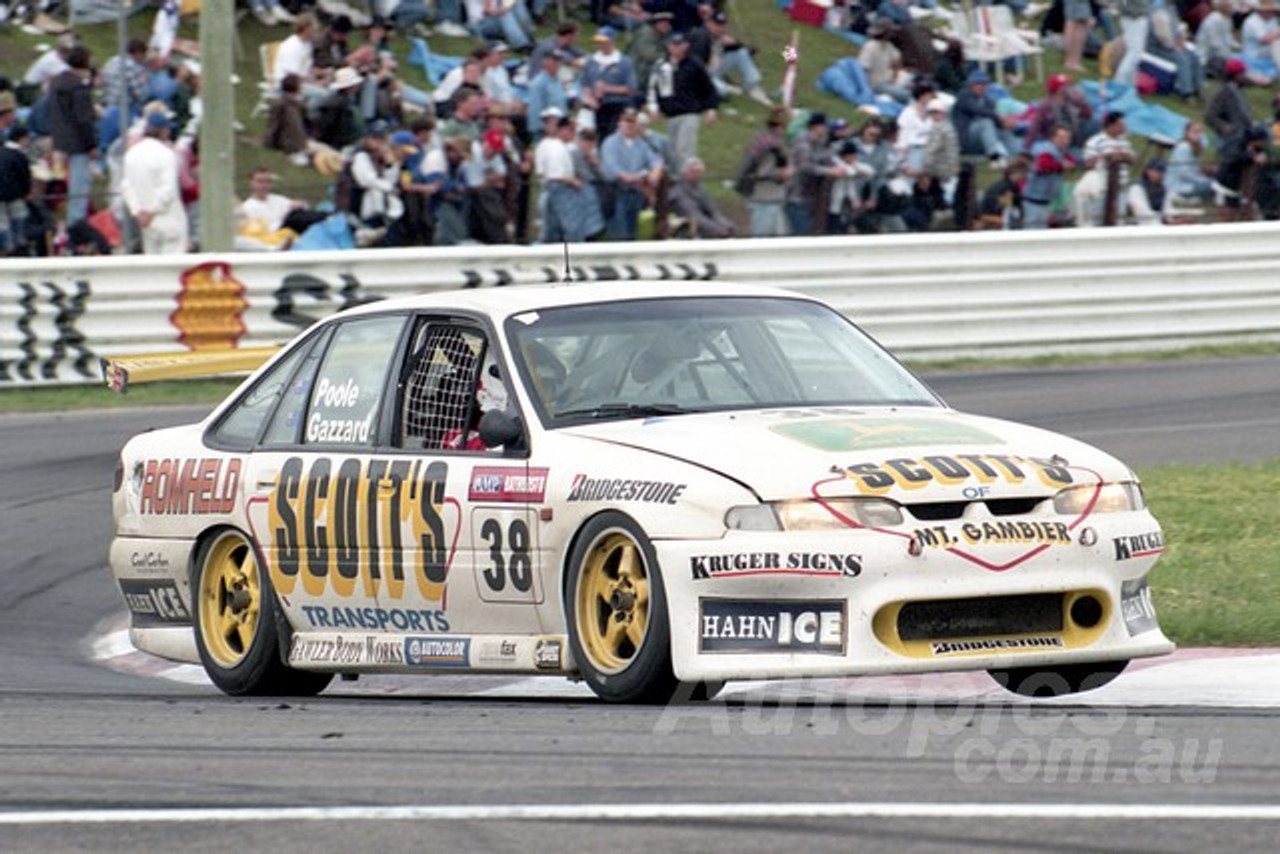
[668,156,735,238]
[348,125,405,244]
[480,42,525,119]
[236,166,326,249]
[313,14,356,72]
[22,32,76,98]
[699,8,771,106]
[1167,120,1214,202]
[953,70,1013,169]
[1196,0,1238,80]
[530,22,586,76]
[1214,123,1269,210]
[1205,59,1253,148]
[1073,111,1136,226]
[0,101,32,256]
[432,56,485,117]
[264,72,312,164]
[600,0,649,33]
[1147,0,1204,101]
[441,85,487,141]
[273,14,320,94]
[312,66,367,150]
[1241,0,1280,84]
[979,157,1028,230]
[465,0,536,51]
[601,106,663,239]
[1127,158,1173,224]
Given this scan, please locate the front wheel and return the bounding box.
[193,529,333,697]
[989,660,1129,698]
[565,513,712,704]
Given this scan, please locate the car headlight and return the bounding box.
[725,499,904,531]
[1053,482,1145,515]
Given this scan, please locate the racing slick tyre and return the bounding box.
[193,529,333,697]
[988,660,1129,698]
[566,513,715,704]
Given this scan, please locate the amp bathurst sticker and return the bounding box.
[469,466,550,502]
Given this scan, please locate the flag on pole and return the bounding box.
[781,32,800,109]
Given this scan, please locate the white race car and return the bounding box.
[108,282,1173,702]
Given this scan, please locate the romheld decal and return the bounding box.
[699,600,846,654]
[1114,531,1165,561]
[567,475,686,505]
[844,454,1074,495]
[690,552,862,580]
[300,605,449,633]
[139,458,241,515]
[404,636,471,667]
[267,456,453,602]
[119,579,191,627]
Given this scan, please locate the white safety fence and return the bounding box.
[2,222,1280,386]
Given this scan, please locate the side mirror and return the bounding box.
[478,410,523,450]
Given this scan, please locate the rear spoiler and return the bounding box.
[101,347,280,394]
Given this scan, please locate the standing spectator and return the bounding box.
[1215,123,1269,211]
[1114,0,1151,88]
[1166,120,1214,201]
[698,9,771,105]
[600,107,663,240]
[646,32,717,171]
[1205,58,1253,147]
[441,86,487,142]
[894,79,936,177]
[571,126,610,237]
[1025,73,1096,156]
[736,106,791,237]
[668,156,735,238]
[1074,111,1136,226]
[464,128,511,243]
[47,44,97,226]
[527,50,570,140]
[99,38,151,118]
[826,140,875,234]
[627,10,673,93]
[465,0,536,52]
[433,56,485,116]
[0,95,32,255]
[1023,124,1075,229]
[121,112,187,254]
[855,119,907,233]
[921,100,961,208]
[535,110,582,242]
[1196,0,1239,80]
[787,112,839,236]
[1063,0,1095,72]
[581,27,639,140]
[953,69,1012,169]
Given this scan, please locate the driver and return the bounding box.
[443,350,509,451]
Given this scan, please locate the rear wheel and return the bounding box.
[565,513,714,704]
[989,660,1129,698]
[193,529,332,697]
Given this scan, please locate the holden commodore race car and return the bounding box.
[107,281,1173,703]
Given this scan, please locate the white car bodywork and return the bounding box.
[109,282,1173,697]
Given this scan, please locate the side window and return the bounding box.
[398,323,491,450]
[260,328,330,447]
[303,315,407,446]
[208,342,311,450]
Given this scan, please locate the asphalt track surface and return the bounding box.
[2,358,1279,853]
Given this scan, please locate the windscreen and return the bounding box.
[505,296,940,426]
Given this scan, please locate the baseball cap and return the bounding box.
[389,129,416,147]
[1225,58,1247,77]
[146,111,170,130]
[592,26,617,42]
[483,128,506,151]
[1047,73,1071,94]
[540,105,566,120]
[967,69,991,85]
[807,111,828,127]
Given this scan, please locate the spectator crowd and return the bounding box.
[3,0,1280,256]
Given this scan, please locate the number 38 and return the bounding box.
[480,517,532,593]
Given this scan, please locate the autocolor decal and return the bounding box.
[771,417,1002,452]
[468,466,549,502]
[119,579,191,627]
[843,454,1074,495]
[264,456,458,602]
[699,600,846,654]
[138,458,242,515]
[404,636,471,667]
[567,475,686,504]
[1114,531,1165,561]
[690,552,862,581]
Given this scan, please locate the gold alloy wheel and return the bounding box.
[575,530,651,674]
[198,532,263,669]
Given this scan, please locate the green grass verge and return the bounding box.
[1142,459,1280,646]
[0,378,240,412]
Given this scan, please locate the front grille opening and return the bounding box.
[986,497,1044,516]
[897,593,1064,642]
[906,498,1047,521]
